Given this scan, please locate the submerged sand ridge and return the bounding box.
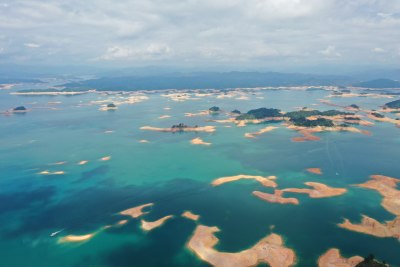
[212,174,277,188]
[318,248,363,267]
[187,225,296,267]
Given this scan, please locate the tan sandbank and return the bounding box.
[139,139,150,143]
[317,248,363,267]
[187,225,296,267]
[356,175,400,216]
[119,203,154,218]
[185,110,210,117]
[282,182,347,198]
[58,233,96,243]
[191,137,211,146]
[158,115,171,119]
[78,160,88,165]
[182,211,200,221]
[38,170,65,175]
[244,126,277,138]
[338,215,400,239]
[141,215,174,231]
[253,190,299,205]
[100,156,111,161]
[140,125,216,133]
[288,125,371,142]
[306,168,322,175]
[211,174,277,188]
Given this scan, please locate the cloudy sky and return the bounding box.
[0,0,399,71]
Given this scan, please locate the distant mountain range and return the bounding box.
[63,72,354,91]
[352,78,400,89]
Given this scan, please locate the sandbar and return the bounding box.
[317,248,363,267]
[182,211,200,221]
[100,156,111,161]
[253,190,299,205]
[306,168,322,175]
[140,215,174,231]
[158,115,171,119]
[38,170,65,175]
[139,139,150,143]
[187,225,296,267]
[58,233,96,243]
[78,160,88,165]
[191,137,211,146]
[212,174,277,188]
[119,203,154,218]
[244,126,277,138]
[356,175,400,216]
[338,215,400,239]
[140,125,216,133]
[282,182,347,198]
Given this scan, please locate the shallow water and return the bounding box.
[0,86,399,266]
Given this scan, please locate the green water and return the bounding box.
[0,87,399,266]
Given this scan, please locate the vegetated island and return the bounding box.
[187,224,296,267]
[140,123,216,133]
[384,99,400,109]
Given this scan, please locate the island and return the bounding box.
[119,203,154,218]
[140,215,174,231]
[306,168,322,175]
[140,124,216,133]
[211,174,277,188]
[384,99,400,109]
[182,211,200,221]
[191,137,211,146]
[236,107,282,121]
[282,182,347,198]
[187,224,296,267]
[209,106,221,113]
[318,248,363,267]
[253,190,299,205]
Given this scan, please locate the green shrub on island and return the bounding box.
[236,108,281,120]
[13,106,27,111]
[349,104,360,109]
[292,117,334,127]
[384,99,400,109]
[371,112,385,118]
[209,106,221,112]
[285,109,352,120]
[231,109,241,114]
[107,103,117,108]
[355,254,389,267]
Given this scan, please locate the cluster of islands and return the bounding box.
[2,84,399,267]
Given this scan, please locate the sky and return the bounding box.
[0,0,399,72]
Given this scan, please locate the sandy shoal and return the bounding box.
[191,137,211,146]
[119,203,154,218]
[253,190,299,205]
[306,168,322,175]
[282,182,347,198]
[182,211,200,221]
[245,126,278,138]
[141,215,174,231]
[317,248,363,267]
[211,174,277,188]
[187,225,296,267]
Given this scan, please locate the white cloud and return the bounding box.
[24,42,40,48]
[0,0,398,69]
[319,46,341,57]
[100,44,171,60]
[372,47,385,53]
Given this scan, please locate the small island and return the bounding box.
[384,99,400,109]
[209,106,221,113]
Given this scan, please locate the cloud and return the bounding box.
[99,44,171,61]
[318,46,341,57]
[0,0,398,69]
[24,43,40,48]
[372,47,385,53]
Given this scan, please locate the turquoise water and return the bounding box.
[0,86,399,266]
